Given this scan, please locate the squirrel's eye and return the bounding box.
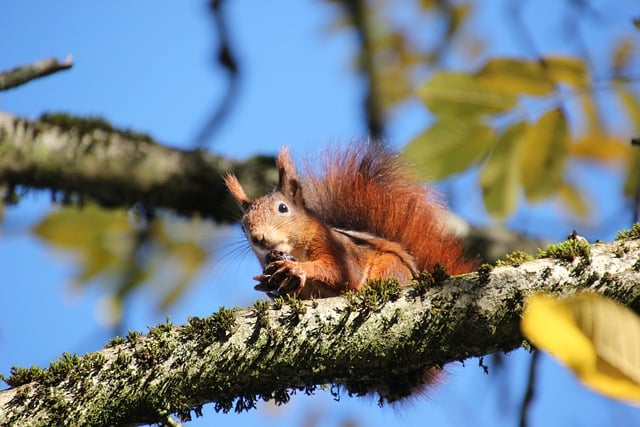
[278,203,289,213]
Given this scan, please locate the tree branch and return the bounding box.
[0,112,276,220]
[0,57,73,91]
[2,237,639,426]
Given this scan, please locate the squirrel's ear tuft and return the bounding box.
[277,147,304,205]
[224,173,252,212]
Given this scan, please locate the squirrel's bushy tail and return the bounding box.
[302,143,477,276]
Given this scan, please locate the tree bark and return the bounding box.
[0,111,276,220]
[1,237,639,426]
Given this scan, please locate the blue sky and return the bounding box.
[1,1,639,426]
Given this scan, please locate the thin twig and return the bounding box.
[192,0,240,147]
[518,350,540,427]
[0,56,73,91]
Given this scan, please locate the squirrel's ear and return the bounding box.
[277,147,304,205]
[224,173,252,212]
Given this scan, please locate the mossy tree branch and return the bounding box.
[2,237,640,426]
[0,112,277,220]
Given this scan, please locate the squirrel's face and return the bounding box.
[242,192,303,265]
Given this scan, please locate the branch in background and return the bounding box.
[192,0,241,147]
[342,0,385,140]
[0,111,548,263]
[518,349,540,427]
[1,237,640,425]
[0,112,277,221]
[0,56,73,91]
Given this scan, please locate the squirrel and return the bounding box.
[224,143,478,401]
[224,143,477,298]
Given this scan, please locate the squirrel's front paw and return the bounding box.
[254,251,306,296]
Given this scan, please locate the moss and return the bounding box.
[615,223,640,240]
[126,330,142,344]
[106,336,125,348]
[496,251,534,267]
[251,299,271,328]
[476,264,493,285]
[188,307,238,343]
[538,239,591,262]
[431,264,449,284]
[148,318,173,339]
[285,295,307,316]
[410,270,434,296]
[3,365,46,387]
[272,297,284,310]
[40,112,154,143]
[570,258,591,278]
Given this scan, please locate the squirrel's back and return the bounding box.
[301,143,476,276]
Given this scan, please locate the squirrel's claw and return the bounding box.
[254,259,306,296]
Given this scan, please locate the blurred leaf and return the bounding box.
[479,122,525,218]
[33,205,133,283]
[519,108,569,201]
[558,182,589,217]
[616,86,640,197]
[616,85,640,130]
[544,56,589,88]
[476,58,555,96]
[405,117,495,180]
[33,205,210,323]
[613,37,636,74]
[571,133,631,161]
[522,293,640,404]
[417,71,517,117]
[419,0,438,9]
[448,4,472,39]
[624,149,640,197]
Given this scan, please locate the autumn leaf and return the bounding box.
[522,293,640,404]
[405,117,495,180]
[417,71,517,117]
[479,122,525,218]
[476,58,555,96]
[519,108,569,201]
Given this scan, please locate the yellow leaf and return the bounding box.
[616,86,640,130]
[544,56,589,88]
[571,133,632,161]
[476,58,555,96]
[522,293,640,404]
[479,122,525,218]
[405,118,495,180]
[519,108,569,201]
[417,71,517,117]
[613,38,636,73]
[558,182,589,217]
[624,149,640,197]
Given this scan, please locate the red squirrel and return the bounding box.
[224,143,477,298]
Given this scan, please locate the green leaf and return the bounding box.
[476,58,555,96]
[519,108,570,201]
[479,122,525,218]
[33,205,134,283]
[405,117,495,180]
[544,56,589,88]
[33,205,209,324]
[417,71,517,117]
